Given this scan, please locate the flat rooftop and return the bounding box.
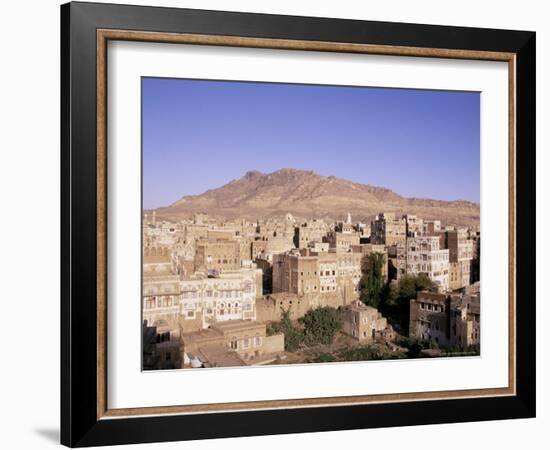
[198,345,246,368]
[211,320,265,334]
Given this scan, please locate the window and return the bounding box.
[187,311,194,318]
[165,352,171,361]
[254,336,262,347]
[230,339,238,350]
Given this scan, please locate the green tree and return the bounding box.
[359,252,385,308]
[398,273,434,300]
[300,307,342,346]
[267,309,304,352]
[381,274,436,333]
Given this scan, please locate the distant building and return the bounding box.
[409,286,480,349]
[143,250,181,332]
[256,217,295,241]
[194,238,241,273]
[387,243,407,281]
[309,241,330,253]
[143,246,263,334]
[142,321,160,370]
[406,236,450,292]
[272,248,362,306]
[341,300,394,343]
[470,231,481,284]
[404,214,424,237]
[423,220,442,236]
[294,220,329,249]
[272,250,319,296]
[371,212,407,246]
[251,235,294,262]
[444,228,474,290]
[255,292,307,322]
[408,292,449,345]
[324,230,360,252]
[179,267,262,332]
[181,320,285,368]
[351,243,389,281]
[358,223,371,239]
[142,321,182,370]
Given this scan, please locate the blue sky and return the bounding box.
[142,77,480,209]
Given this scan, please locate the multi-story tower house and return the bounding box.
[409,285,480,349]
[444,228,474,290]
[370,212,407,246]
[272,249,319,296]
[403,214,424,237]
[293,220,329,249]
[406,236,450,292]
[194,238,241,273]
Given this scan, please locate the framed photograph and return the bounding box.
[61,1,536,447]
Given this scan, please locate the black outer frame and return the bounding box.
[60,1,536,447]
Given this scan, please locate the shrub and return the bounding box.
[268,309,304,352]
[316,353,337,363]
[300,307,342,346]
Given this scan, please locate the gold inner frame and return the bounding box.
[96,29,517,420]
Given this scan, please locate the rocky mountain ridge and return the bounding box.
[151,168,479,226]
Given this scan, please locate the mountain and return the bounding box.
[151,168,479,226]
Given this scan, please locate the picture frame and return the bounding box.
[60,1,536,447]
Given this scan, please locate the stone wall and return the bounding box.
[263,333,285,354]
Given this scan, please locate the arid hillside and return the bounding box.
[151,168,479,226]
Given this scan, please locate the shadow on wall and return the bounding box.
[33,428,59,444]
